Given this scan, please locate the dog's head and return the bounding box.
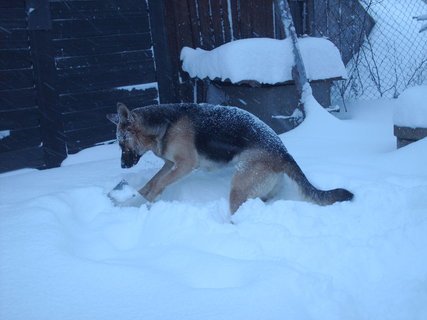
[107,103,145,169]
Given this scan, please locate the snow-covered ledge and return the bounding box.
[180,37,347,86]
[393,85,427,148]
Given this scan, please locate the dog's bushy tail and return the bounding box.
[282,153,354,205]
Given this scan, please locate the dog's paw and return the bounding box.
[118,193,147,207]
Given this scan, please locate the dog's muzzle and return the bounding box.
[121,150,141,168]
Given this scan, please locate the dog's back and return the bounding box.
[133,103,287,163]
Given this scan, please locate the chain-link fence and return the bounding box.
[330,0,427,106]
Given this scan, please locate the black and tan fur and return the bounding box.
[107,102,353,213]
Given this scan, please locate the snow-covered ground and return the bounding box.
[1,97,427,320]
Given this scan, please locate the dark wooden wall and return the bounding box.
[50,0,158,154]
[0,0,45,171]
[0,0,160,172]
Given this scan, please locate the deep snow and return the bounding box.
[1,97,427,320]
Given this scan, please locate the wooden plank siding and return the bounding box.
[0,1,45,172]
[49,0,158,155]
[0,0,160,172]
[0,88,37,111]
[53,33,152,57]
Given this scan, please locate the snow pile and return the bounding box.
[1,98,427,320]
[393,85,427,128]
[181,37,347,85]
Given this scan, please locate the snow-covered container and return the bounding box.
[393,85,427,148]
[181,37,346,133]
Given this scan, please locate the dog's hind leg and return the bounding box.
[229,150,283,214]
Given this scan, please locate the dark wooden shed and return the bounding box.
[180,36,347,133]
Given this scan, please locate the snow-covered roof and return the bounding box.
[180,37,347,85]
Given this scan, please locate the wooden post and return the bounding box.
[147,0,176,103]
[275,0,309,97]
[27,0,67,168]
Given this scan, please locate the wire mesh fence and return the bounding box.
[330,0,427,106]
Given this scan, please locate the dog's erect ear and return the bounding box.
[106,113,119,125]
[117,102,135,123]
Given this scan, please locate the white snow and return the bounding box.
[116,82,158,91]
[0,130,10,140]
[181,37,347,85]
[108,183,140,202]
[393,85,427,128]
[1,97,427,320]
[114,82,160,103]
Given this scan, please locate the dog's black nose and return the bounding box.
[121,152,141,168]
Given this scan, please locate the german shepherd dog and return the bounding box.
[107,102,353,213]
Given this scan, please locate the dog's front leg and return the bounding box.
[139,160,174,197]
[142,157,195,202]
